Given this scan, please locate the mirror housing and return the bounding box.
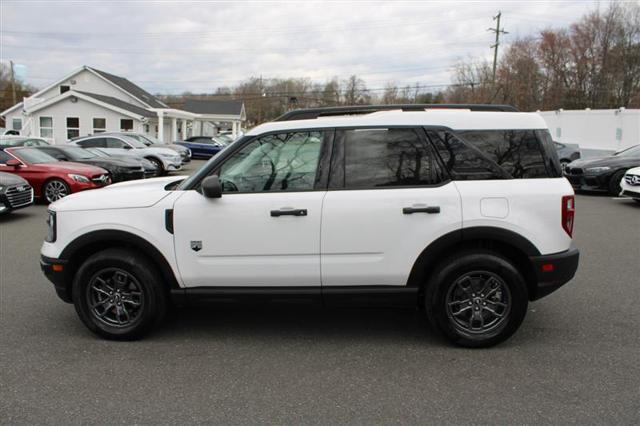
[123,145,133,150]
[201,175,222,198]
[6,158,21,168]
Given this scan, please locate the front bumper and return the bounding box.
[0,186,34,214]
[40,255,72,303]
[619,176,640,199]
[529,245,580,300]
[564,172,610,192]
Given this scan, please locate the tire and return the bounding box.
[608,170,626,196]
[425,250,528,348]
[72,248,167,340]
[43,178,71,203]
[147,157,165,176]
[560,159,570,172]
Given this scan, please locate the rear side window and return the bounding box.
[77,138,106,148]
[338,128,446,189]
[426,131,506,180]
[456,130,551,178]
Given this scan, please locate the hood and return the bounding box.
[32,161,108,175]
[141,146,179,156]
[50,175,186,212]
[82,157,141,168]
[0,171,29,186]
[166,144,188,153]
[569,155,640,169]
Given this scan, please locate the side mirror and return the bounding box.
[6,158,21,168]
[56,155,68,161]
[201,175,222,198]
[123,145,133,150]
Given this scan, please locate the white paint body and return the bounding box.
[42,110,576,289]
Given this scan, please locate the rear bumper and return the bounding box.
[529,245,580,300]
[40,255,72,303]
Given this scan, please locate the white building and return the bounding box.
[0,66,246,144]
[538,108,639,153]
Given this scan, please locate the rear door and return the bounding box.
[320,127,462,287]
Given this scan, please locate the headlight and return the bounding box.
[45,210,56,242]
[67,174,90,183]
[159,153,178,159]
[585,166,610,173]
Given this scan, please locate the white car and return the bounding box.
[68,133,182,174]
[41,105,580,347]
[620,166,640,202]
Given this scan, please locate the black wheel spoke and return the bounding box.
[87,268,144,328]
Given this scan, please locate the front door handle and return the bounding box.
[403,206,440,214]
[270,208,308,217]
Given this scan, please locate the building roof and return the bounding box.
[76,91,156,118]
[87,67,168,109]
[183,99,244,116]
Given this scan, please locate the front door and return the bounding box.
[173,130,329,288]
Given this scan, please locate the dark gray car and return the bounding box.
[554,141,581,168]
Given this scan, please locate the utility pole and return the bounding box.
[488,11,508,85]
[9,60,17,105]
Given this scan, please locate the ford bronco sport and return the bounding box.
[41,104,580,347]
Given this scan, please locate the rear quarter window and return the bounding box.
[455,129,558,178]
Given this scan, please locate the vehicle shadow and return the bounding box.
[157,304,448,347]
[0,209,40,223]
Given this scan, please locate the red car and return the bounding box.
[0,147,110,203]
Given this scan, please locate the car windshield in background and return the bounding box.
[122,136,146,148]
[63,147,97,160]
[13,148,58,164]
[86,148,110,158]
[140,134,164,145]
[614,145,640,158]
[1,138,34,146]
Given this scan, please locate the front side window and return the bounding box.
[338,128,446,189]
[93,118,106,133]
[12,118,22,131]
[217,131,323,193]
[120,119,134,132]
[105,137,127,149]
[76,137,106,148]
[40,117,53,138]
[456,130,549,178]
[66,117,80,140]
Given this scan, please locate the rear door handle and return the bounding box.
[403,206,440,214]
[270,208,308,217]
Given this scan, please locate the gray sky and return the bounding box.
[0,0,614,95]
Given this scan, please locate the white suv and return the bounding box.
[41,105,580,347]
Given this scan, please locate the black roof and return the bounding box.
[183,99,244,115]
[88,67,167,108]
[77,91,156,118]
[274,104,519,121]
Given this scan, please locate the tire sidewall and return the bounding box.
[147,157,164,176]
[72,250,166,340]
[608,170,626,195]
[426,252,528,348]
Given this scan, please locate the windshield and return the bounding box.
[86,148,109,158]
[121,136,147,148]
[614,145,640,158]
[13,148,58,164]
[63,147,97,160]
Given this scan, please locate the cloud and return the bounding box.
[0,0,606,94]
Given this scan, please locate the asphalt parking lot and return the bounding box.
[1,163,639,424]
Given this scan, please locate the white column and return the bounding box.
[181,119,187,141]
[232,121,237,138]
[158,113,164,143]
[171,117,177,142]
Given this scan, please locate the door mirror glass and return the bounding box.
[201,175,222,198]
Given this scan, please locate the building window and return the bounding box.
[11,118,22,131]
[60,85,70,94]
[144,124,150,133]
[93,118,106,133]
[40,117,53,138]
[66,117,80,140]
[120,119,134,132]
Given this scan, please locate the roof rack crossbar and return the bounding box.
[274,104,519,121]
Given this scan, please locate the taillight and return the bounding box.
[561,195,575,237]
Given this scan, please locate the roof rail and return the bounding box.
[274,104,519,121]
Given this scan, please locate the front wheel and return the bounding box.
[608,170,626,195]
[425,251,528,348]
[147,157,165,176]
[72,248,167,340]
[43,178,70,203]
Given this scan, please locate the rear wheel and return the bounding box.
[43,179,70,203]
[425,251,528,348]
[608,170,626,195]
[72,248,167,340]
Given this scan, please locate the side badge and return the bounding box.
[190,241,202,252]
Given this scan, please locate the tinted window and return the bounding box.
[427,131,505,180]
[615,145,640,158]
[340,128,445,188]
[105,138,126,148]
[76,138,106,148]
[12,148,58,164]
[456,130,549,178]
[218,131,323,193]
[0,150,12,164]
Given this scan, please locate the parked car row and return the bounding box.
[174,135,231,159]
